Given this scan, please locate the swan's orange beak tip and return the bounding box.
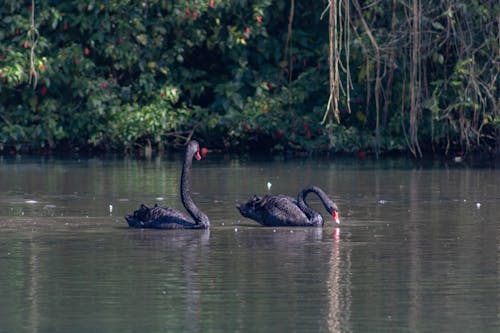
[195,151,202,160]
[333,210,340,224]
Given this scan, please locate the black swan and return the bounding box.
[125,140,210,229]
[237,186,339,227]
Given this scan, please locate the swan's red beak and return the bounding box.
[195,150,202,160]
[200,147,208,158]
[333,210,340,224]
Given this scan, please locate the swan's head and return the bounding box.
[325,200,340,224]
[188,140,205,161]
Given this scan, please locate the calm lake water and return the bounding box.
[0,153,499,332]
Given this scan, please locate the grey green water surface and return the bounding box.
[0,155,499,332]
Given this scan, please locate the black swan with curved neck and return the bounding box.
[125,140,210,229]
[237,186,339,227]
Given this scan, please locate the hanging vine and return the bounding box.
[27,0,39,89]
[322,0,351,125]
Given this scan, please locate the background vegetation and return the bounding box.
[1,0,498,157]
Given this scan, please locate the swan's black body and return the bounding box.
[125,140,210,229]
[237,186,339,227]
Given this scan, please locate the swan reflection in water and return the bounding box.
[126,228,210,332]
[327,227,352,332]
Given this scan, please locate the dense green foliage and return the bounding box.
[0,0,498,156]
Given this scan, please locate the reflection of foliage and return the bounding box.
[0,0,498,155]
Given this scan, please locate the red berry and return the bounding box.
[209,0,215,8]
[256,16,263,23]
[245,27,251,35]
[39,64,46,71]
[84,48,90,56]
[102,82,107,89]
[40,86,47,95]
[24,41,29,49]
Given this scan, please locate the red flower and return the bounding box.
[40,86,47,95]
[39,64,46,71]
[209,0,215,8]
[245,27,251,35]
[200,147,209,157]
[24,41,29,49]
[256,16,263,23]
[63,22,69,30]
[101,82,107,89]
[84,48,90,56]
[191,12,198,19]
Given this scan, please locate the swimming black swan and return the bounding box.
[237,186,339,227]
[125,140,210,229]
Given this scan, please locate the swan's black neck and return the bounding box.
[297,186,334,215]
[180,142,210,228]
